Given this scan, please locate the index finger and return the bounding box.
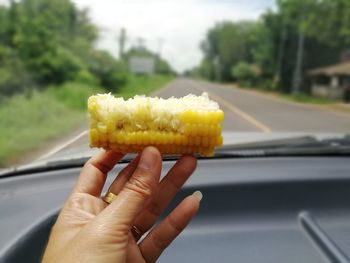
[95,147,161,230]
[72,150,124,196]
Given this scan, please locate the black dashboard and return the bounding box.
[1,156,350,262]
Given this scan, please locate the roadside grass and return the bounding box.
[46,82,103,111]
[0,92,84,166]
[1,75,174,167]
[116,74,174,98]
[0,83,102,167]
[234,84,336,105]
[279,93,336,105]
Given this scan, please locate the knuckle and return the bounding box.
[124,177,153,199]
[147,200,163,218]
[85,161,111,175]
[90,224,128,243]
[65,193,85,209]
[168,215,183,234]
[152,231,168,250]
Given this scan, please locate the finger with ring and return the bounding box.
[103,192,118,204]
[131,225,143,241]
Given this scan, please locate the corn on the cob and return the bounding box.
[88,92,224,156]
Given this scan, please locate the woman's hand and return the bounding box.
[42,146,201,263]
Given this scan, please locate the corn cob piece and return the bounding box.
[88,92,224,156]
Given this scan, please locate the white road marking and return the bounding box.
[151,79,176,96]
[228,84,350,119]
[35,81,172,162]
[36,130,88,160]
[190,81,272,133]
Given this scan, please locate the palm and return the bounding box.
[63,193,146,260]
[43,149,200,263]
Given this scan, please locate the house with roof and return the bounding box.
[308,61,350,102]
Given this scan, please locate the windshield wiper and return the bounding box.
[2,135,349,177]
[0,156,92,178]
[215,135,350,158]
[0,153,185,178]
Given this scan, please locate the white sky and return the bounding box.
[0,0,275,72]
[76,1,276,72]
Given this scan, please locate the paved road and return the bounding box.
[5,78,348,169]
[154,79,350,133]
[31,78,350,163]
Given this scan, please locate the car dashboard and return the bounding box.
[0,156,350,263]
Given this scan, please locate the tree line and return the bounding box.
[191,0,350,94]
[0,0,173,97]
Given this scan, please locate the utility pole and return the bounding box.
[292,31,305,95]
[118,28,126,60]
[157,38,163,59]
[276,27,287,85]
[137,37,145,50]
[214,56,221,82]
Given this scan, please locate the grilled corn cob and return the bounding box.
[88,92,224,156]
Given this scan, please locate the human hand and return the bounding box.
[42,146,201,263]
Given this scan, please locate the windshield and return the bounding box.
[1,0,350,169]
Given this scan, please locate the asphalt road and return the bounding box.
[32,78,350,163]
[153,79,350,133]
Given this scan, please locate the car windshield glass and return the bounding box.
[1,0,350,170]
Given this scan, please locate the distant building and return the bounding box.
[129,57,155,75]
[308,61,350,102]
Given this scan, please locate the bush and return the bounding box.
[88,50,129,92]
[45,82,103,111]
[0,46,32,96]
[74,70,100,86]
[101,60,128,92]
[32,47,85,85]
[231,62,260,87]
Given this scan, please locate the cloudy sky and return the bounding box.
[0,0,276,72]
[75,0,276,72]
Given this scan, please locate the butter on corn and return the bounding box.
[88,92,224,156]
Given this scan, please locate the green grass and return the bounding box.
[116,74,174,98]
[0,83,103,167]
[235,84,336,105]
[280,93,336,105]
[46,82,103,111]
[0,75,174,167]
[0,93,83,166]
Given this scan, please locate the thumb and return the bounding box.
[95,147,161,234]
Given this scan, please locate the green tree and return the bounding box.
[274,0,344,92]
[0,46,32,96]
[198,0,350,94]
[288,0,350,47]
[231,62,260,87]
[200,21,256,81]
[0,0,129,96]
[88,50,128,92]
[198,58,216,81]
[10,0,97,85]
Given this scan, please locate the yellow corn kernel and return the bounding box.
[97,123,107,134]
[109,132,116,143]
[106,120,115,133]
[89,128,99,145]
[88,93,224,157]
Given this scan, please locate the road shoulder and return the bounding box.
[224,84,350,117]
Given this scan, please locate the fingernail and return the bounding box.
[192,190,203,202]
[139,147,156,170]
